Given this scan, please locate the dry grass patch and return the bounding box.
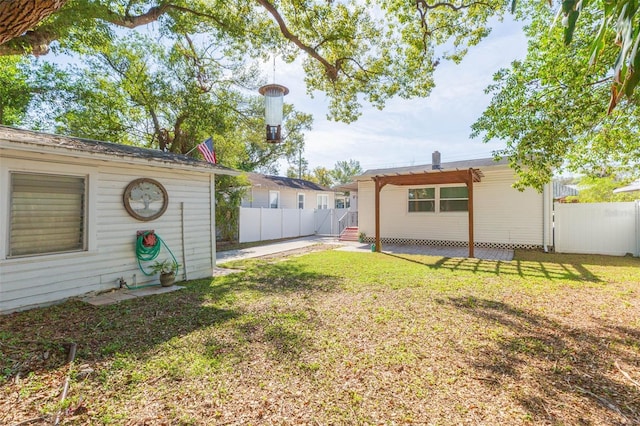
[1,250,639,425]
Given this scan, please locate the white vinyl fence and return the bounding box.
[315,208,348,236]
[554,201,640,256]
[238,208,348,243]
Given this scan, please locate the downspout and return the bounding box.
[542,183,550,253]
[181,202,188,280]
[636,200,640,257]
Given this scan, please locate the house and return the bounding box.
[0,126,239,313]
[241,172,335,210]
[353,153,553,256]
[553,181,579,202]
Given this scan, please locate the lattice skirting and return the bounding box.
[362,237,542,250]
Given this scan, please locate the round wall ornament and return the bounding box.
[123,178,168,221]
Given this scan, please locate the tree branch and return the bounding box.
[0,0,67,46]
[416,0,493,12]
[0,2,228,56]
[254,0,340,81]
[0,29,57,56]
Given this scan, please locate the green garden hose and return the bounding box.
[136,231,179,276]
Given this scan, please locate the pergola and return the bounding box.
[371,168,483,258]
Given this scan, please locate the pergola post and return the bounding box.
[467,168,475,258]
[374,177,382,252]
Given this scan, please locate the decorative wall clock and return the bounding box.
[123,178,168,221]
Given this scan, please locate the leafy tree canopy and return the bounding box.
[0,0,517,122]
[3,0,640,115]
[567,175,640,203]
[330,159,363,185]
[472,4,640,190]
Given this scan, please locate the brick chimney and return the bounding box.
[432,151,441,170]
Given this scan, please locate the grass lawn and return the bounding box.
[2,249,640,425]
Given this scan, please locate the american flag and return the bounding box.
[197,137,217,164]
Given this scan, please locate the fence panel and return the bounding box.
[282,209,301,238]
[260,209,283,241]
[239,208,262,243]
[301,210,315,235]
[554,202,639,256]
[239,208,318,243]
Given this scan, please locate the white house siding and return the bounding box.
[0,150,216,313]
[357,167,546,247]
[242,188,335,210]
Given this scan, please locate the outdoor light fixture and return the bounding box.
[258,83,289,143]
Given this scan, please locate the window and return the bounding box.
[317,194,328,209]
[9,173,86,257]
[440,186,468,212]
[408,188,435,212]
[298,193,305,209]
[269,190,280,208]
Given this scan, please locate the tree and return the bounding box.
[568,175,639,203]
[0,0,514,122]
[3,0,640,112]
[45,33,311,171]
[0,56,32,125]
[330,159,363,185]
[471,5,640,190]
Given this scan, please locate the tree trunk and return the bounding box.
[0,0,67,46]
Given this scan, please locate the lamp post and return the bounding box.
[258,83,289,143]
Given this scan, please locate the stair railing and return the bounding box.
[338,211,349,236]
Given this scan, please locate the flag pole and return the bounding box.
[185,145,198,156]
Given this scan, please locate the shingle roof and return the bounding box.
[245,172,332,191]
[357,157,508,179]
[0,125,239,176]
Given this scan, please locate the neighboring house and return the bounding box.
[0,126,239,313]
[333,181,358,210]
[241,172,335,210]
[354,154,553,256]
[553,181,579,202]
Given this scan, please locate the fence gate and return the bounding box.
[554,201,640,256]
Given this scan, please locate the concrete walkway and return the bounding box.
[216,235,514,263]
[215,235,340,264]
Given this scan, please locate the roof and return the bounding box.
[356,156,509,179]
[0,126,240,176]
[613,180,640,193]
[553,181,579,199]
[332,181,359,192]
[245,172,332,191]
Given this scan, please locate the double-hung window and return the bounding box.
[440,186,468,212]
[9,172,86,257]
[408,188,435,212]
[317,194,328,209]
[297,193,305,209]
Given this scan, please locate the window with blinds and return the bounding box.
[9,173,86,257]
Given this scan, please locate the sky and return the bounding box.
[271,18,528,174]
